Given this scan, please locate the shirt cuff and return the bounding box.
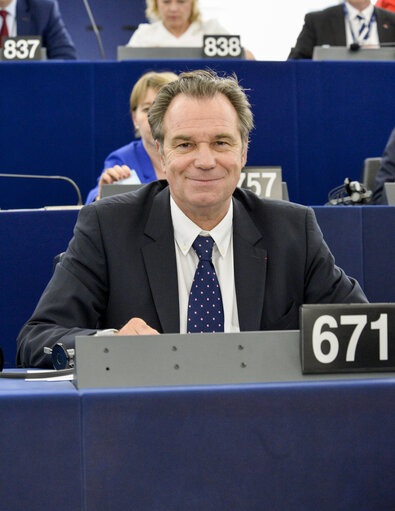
[94,329,119,336]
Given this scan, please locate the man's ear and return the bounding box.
[241,139,248,167]
[156,141,166,172]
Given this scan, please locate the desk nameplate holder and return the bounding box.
[313,46,395,61]
[74,331,394,389]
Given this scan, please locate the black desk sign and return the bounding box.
[1,36,42,61]
[238,166,283,199]
[202,35,243,58]
[301,303,395,374]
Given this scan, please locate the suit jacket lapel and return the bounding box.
[232,197,267,331]
[16,0,31,35]
[375,8,395,43]
[142,187,180,333]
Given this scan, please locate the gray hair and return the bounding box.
[148,69,254,149]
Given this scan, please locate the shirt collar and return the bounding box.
[170,196,233,258]
[345,1,374,19]
[2,0,17,17]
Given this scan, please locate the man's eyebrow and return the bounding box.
[170,135,193,144]
[214,133,237,141]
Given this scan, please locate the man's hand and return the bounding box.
[116,317,160,335]
[97,165,132,199]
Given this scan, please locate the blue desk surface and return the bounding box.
[1,376,394,510]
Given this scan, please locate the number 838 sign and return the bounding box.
[301,304,395,373]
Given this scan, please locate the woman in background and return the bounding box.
[127,0,255,59]
[86,70,177,204]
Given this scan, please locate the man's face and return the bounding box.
[346,0,371,11]
[160,93,248,228]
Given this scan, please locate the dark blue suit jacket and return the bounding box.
[17,181,367,368]
[372,128,395,204]
[17,0,76,59]
[288,4,395,59]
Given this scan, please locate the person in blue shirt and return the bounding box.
[86,71,177,204]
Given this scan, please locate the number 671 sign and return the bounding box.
[238,166,283,199]
[301,303,395,373]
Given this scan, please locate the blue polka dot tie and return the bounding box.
[187,235,224,333]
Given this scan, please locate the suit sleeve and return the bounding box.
[288,13,316,60]
[42,0,77,60]
[303,208,368,303]
[17,205,109,368]
[371,128,395,205]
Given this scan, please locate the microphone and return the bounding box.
[0,173,83,206]
[349,42,360,51]
[327,178,372,205]
[82,0,106,60]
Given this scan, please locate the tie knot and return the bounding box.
[356,14,365,22]
[192,235,214,261]
[0,10,7,20]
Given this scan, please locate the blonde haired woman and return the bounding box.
[86,70,177,203]
[127,0,254,58]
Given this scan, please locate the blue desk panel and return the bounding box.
[80,379,395,511]
[313,206,364,290]
[0,379,82,511]
[362,206,395,303]
[0,210,78,367]
[295,61,395,205]
[0,62,95,209]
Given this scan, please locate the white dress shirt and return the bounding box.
[344,1,379,47]
[0,0,17,37]
[170,197,240,334]
[127,18,228,48]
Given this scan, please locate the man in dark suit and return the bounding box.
[288,0,395,59]
[0,0,76,59]
[371,127,395,204]
[17,69,367,368]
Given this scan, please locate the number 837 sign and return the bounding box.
[301,304,395,373]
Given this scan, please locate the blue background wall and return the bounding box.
[59,0,146,61]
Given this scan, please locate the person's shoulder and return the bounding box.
[127,22,158,46]
[92,180,168,213]
[305,4,343,20]
[375,5,395,21]
[134,21,163,35]
[26,0,58,10]
[106,140,141,158]
[200,18,229,34]
[233,187,309,217]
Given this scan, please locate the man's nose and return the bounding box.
[194,145,216,169]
